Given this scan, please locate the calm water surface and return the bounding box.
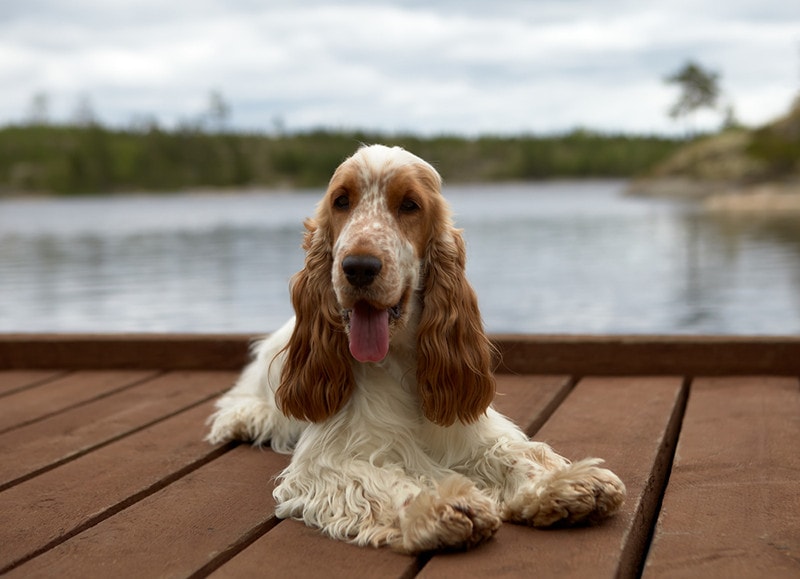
[2,181,799,334]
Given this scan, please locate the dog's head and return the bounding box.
[276,144,495,426]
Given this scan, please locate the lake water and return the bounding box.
[1,181,799,335]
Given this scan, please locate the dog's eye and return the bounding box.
[399,198,420,214]
[333,194,350,211]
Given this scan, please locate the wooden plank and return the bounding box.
[208,375,573,578]
[3,334,800,375]
[495,335,800,376]
[0,371,237,490]
[644,377,800,578]
[0,333,253,370]
[4,446,290,579]
[418,376,687,579]
[0,370,158,433]
[0,399,233,573]
[492,374,573,434]
[210,519,418,579]
[0,370,63,396]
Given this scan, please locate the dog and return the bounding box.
[207,144,625,553]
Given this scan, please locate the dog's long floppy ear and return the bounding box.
[416,221,496,427]
[276,217,354,422]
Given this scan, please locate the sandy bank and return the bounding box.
[704,183,800,213]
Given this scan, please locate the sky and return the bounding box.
[1,0,799,136]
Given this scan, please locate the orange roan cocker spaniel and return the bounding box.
[207,144,625,553]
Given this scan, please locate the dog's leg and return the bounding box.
[434,411,626,528]
[206,320,306,453]
[499,444,626,527]
[274,456,501,554]
[205,389,305,452]
[393,474,501,553]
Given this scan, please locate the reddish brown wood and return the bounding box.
[0,334,796,577]
[418,376,687,579]
[644,377,800,578]
[0,371,237,489]
[0,370,158,433]
[5,446,290,578]
[495,334,800,376]
[0,333,253,370]
[0,370,63,396]
[2,334,800,375]
[491,375,574,434]
[210,519,418,579]
[0,400,234,572]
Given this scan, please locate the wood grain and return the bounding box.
[5,446,290,579]
[0,400,229,572]
[1,334,797,578]
[210,519,418,579]
[0,371,236,489]
[2,334,799,375]
[0,370,157,433]
[644,377,800,578]
[0,370,63,396]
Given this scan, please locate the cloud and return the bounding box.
[1,0,798,134]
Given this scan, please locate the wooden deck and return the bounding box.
[1,334,798,578]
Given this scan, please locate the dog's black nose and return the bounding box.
[342,255,382,287]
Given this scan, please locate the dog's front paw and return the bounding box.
[205,396,275,445]
[503,458,626,527]
[394,475,501,554]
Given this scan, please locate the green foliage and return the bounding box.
[665,60,721,122]
[0,124,683,195]
[747,98,800,178]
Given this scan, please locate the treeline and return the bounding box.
[0,124,683,195]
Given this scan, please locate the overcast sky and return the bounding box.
[2,0,799,135]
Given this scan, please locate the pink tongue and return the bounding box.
[349,302,390,362]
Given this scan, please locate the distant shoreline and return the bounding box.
[705,183,800,213]
[0,124,682,196]
[625,100,800,214]
[627,176,800,213]
[0,177,631,202]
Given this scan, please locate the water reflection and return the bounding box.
[1,182,798,334]
[678,212,800,333]
[0,227,303,332]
